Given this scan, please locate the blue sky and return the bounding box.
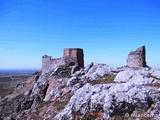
[0,0,160,69]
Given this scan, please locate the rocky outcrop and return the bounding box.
[54,63,160,120]
[0,116,15,120]
[54,83,160,120]
[1,47,160,120]
[1,62,160,120]
[84,62,112,80]
[127,46,147,68]
[30,57,81,106]
[7,56,82,112]
[67,62,113,89]
[44,62,113,102]
[114,67,160,85]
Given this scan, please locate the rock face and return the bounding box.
[5,50,84,113]
[127,46,146,68]
[114,67,160,85]
[1,62,160,120]
[54,83,159,120]
[54,66,160,120]
[31,57,81,106]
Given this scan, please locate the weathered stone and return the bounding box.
[3,47,160,120]
[21,98,34,110]
[64,48,84,68]
[67,76,80,87]
[42,48,84,69]
[53,83,159,120]
[31,56,81,103]
[114,68,160,85]
[84,62,112,81]
[1,117,15,120]
[127,46,147,67]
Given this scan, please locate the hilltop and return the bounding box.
[0,46,160,120]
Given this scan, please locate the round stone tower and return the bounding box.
[63,48,84,68]
[127,46,146,68]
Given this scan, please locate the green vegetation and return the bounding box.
[105,74,116,82]
[88,74,116,85]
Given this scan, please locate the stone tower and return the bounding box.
[127,46,146,67]
[64,48,84,68]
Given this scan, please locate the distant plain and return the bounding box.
[0,69,39,97]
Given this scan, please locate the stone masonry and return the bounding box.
[127,46,147,68]
[64,48,84,68]
[42,48,84,69]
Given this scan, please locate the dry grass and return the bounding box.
[0,86,14,97]
[88,74,116,85]
[142,83,160,88]
[147,73,160,80]
[73,112,102,120]
[141,73,160,88]
[55,100,69,110]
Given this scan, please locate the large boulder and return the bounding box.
[66,62,113,88]
[54,66,160,120]
[114,68,160,85]
[25,56,81,108]
[84,62,112,81]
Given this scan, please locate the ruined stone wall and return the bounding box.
[42,55,52,68]
[50,58,66,67]
[42,48,84,72]
[127,46,146,67]
[64,48,84,68]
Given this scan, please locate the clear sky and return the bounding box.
[0,0,160,69]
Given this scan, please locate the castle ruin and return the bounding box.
[42,48,84,69]
[64,48,84,68]
[127,46,147,68]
